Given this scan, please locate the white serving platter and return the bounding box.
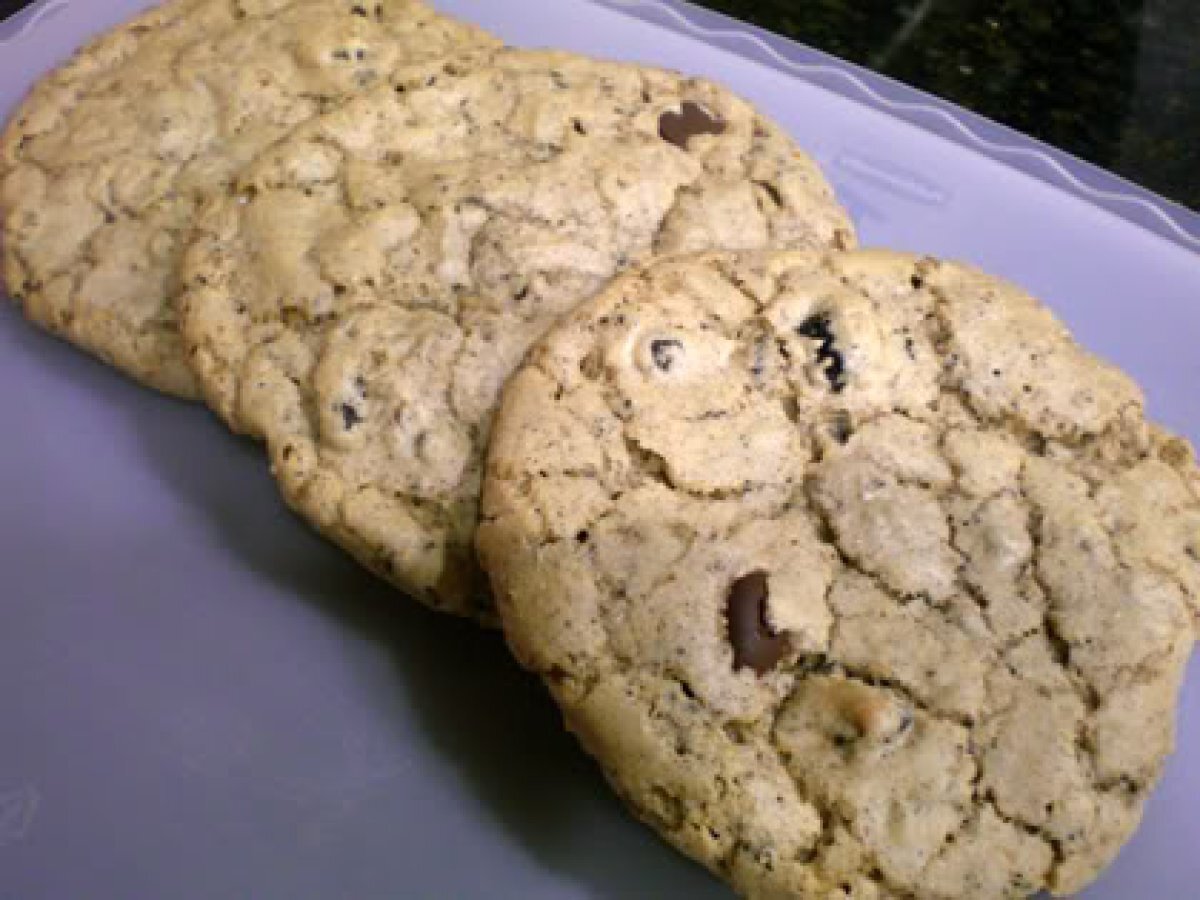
[1,1,1197,897]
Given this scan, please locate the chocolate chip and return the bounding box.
[796,313,846,392]
[340,403,363,430]
[726,571,789,675]
[650,338,684,373]
[659,101,726,149]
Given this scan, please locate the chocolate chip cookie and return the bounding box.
[477,250,1199,897]
[0,0,498,396]
[180,49,855,619]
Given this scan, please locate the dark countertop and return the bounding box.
[690,0,1199,213]
[1,0,1196,212]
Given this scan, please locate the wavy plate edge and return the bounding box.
[0,0,70,44]
[593,0,1200,252]
[2,0,1197,252]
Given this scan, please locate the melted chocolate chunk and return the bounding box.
[726,571,789,675]
[796,313,846,392]
[650,338,684,373]
[659,102,726,149]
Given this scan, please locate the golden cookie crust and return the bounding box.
[478,249,1199,898]
[180,49,854,618]
[0,0,498,396]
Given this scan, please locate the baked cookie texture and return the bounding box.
[0,0,499,396]
[477,250,1200,898]
[180,49,855,619]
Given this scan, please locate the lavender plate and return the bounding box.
[1,1,1197,898]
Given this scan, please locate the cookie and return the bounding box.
[477,250,1199,898]
[179,49,856,619]
[0,0,498,397]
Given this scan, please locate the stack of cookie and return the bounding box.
[2,2,1196,897]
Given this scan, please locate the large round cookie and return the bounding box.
[0,0,498,397]
[477,250,1200,898]
[180,49,856,619]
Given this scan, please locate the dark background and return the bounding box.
[692,0,1199,212]
[1,0,1196,211]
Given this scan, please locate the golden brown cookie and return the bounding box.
[0,0,498,396]
[180,49,855,618]
[478,249,1199,897]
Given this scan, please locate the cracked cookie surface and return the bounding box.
[179,49,855,619]
[477,250,1199,898]
[0,0,498,396]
